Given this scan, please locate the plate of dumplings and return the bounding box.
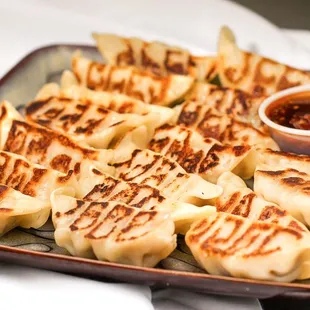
[1,26,310,299]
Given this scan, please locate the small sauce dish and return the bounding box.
[259,85,310,155]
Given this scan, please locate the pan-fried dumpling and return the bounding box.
[218,26,310,96]
[0,185,50,235]
[135,124,255,181]
[111,138,222,205]
[174,103,279,150]
[187,83,264,128]
[0,150,78,201]
[254,167,310,226]
[51,189,176,267]
[78,164,215,234]
[25,96,157,149]
[0,101,114,178]
[217,171,307,231]
[92,33,218,82]
[72,51,194,106]
[58,72,174,126]
[257,149,310,175]
[185,212,310,282]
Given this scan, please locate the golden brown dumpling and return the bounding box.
[25,96,157,149]
[79,165,215,234]
[186,212,310,282]
[217,171,307,232]
[173,103,279,150]
[218,26,310,96]
[71,51,194,106]
[129,125,255,181]
[92,33,218,82]
[52,189,176,267]
[111,136,222,206]
[186,83,264,128]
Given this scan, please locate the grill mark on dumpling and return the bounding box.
[58,170,74,183]
[177,101,201,126]
[164,50,188,75]
[70,202,109,232]
[0,185,9,195]
[258,205,286,221]
[92,168,103,176]
[263,149,310,163]
[50,155,72,173]
[116,42,135,66]
[217,192,254,218]
[22,168,48,197]
[141,49,162,76]
[113,150,163,182]
[84,178,120,200]
[85,204,134,239]
[116,210,157,241]
[5,159,30,192]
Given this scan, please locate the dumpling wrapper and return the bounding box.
[173,102,279,150]
[72,51,194,106]
[217,171,307,232]
[218,26,310,96]
[0,185,50,235]
[0,150,79,201]
[186,83,264,128]
[111,135,223,206]
[186,212,310,282]
[125,125,255,181]
[92,33,218,82]
[0,101,114,184]
[257,149,310,175]
[25,95,158,149]
[79,164,215,234]
[51,189,176,267]
[35,77,175,128]
[254,166,310,227]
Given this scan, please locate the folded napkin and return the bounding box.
[0,0,309,309]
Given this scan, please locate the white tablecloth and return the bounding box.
[1,0,310,309]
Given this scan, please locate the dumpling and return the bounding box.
[133,125,255,181]
[0,101,114,179]
[35,78,174,128]
[0,150,78,201]
[173,103,279,150]
[218,26,310,96]
[58,72,175,126]
[51,189,176,267]
[79,164,215,234]
[185,212,310,282]
[25,96,158,149]
[111,137,222,206]
[0,185,50,236]
[257,149,310,175]
[217,171,307,231]
[254,167,310,226]
[92,33,218,82]
[186,83,264,128]
[71,51,194,106]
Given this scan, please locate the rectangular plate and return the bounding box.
[0,44,310,299]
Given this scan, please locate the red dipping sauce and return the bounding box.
[266,92,310,130]
[260,87,310,155]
